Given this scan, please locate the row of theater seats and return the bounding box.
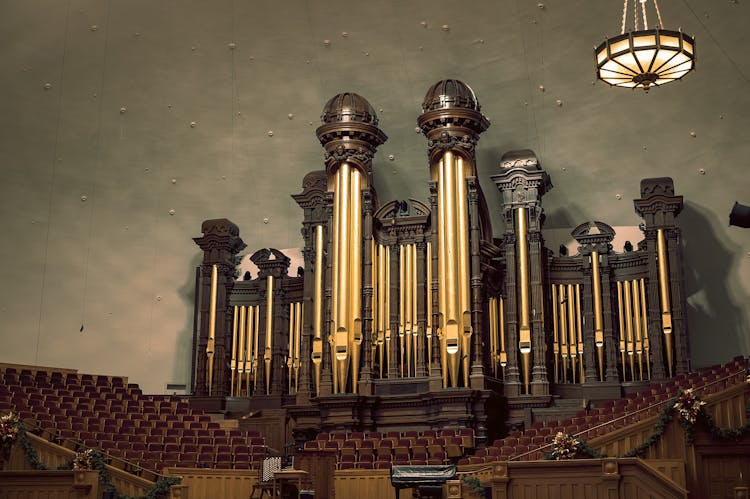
[465,356,750,464]
[0,367,269,473]
[303,429,475,469]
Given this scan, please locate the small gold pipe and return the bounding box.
[312,225,323,396]
[591,252,604,381]
[426,242,432,374]
[567,284,577,384]
[656,228,674,376]
[559,284,568,383]
[617,281,627,381]
[371,238,377,371]
[576,284,586,382]
[499,296,507,376]
[207,264,218,397]
[265,275,274,395]
[378,244,386,379]
[516,207,531,393]
[640,278,651,380]
[331,333,338,394]
[552,284,559,383]
[231,305,239,397]
[624,278,635,380]
[632,280,644,381]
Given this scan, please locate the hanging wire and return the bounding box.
[621,0,628,34]
[634,0,639,30]
[641,0,649,30]
[654,0,665,28]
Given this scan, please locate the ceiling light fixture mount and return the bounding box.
[595,0,695,92]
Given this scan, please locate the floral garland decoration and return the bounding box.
[0,412,20,457]
[546,431,604,460]
[2,413,180,499]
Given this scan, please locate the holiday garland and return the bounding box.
[1,413,180,499]
[545,389,750,460]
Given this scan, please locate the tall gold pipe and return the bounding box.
[443,152,460,388]
[253,305,260,391]
[399,244,405,378]
[567,284,577,384]
[552,284,559,383]
[350,169,362,393]
[385,247,391,379]
[640,278,651,380]
[335,164,351,392]
[378,244,386,378]
[231,306,239,397]
[426,242,432,374]
[206,264,218,396]
[265,275,274,395]
[288,302,295,393]
[498,296,507,374]
[656,228,673,376]
[412,244,418,376]
[250,306,258,397]
[617,282,627,381]
[623,278,635,380]
[456,157,471,388]
[237,306,246,396]
[576,284,586,382]
[436,159,449,387]
[632,280,644,380]
[591,251,604,381]
[295,301,302,393]
[559,284,568,383]
[489,297,497,377]
[312,225,323,396]
[516,207,531,393]
[405,243,412,377]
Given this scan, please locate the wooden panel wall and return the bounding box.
[296,451,336,499]
[643,459,686,488]
[163,467,257,499]
[333,469,411,499]
[0,470,100,499]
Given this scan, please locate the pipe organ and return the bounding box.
[191,81,691,436]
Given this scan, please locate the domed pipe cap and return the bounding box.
[320,92,380,126]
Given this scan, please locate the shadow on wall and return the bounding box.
[173,251,204,393]
[680,202,749,366]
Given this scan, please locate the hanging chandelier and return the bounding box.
[595,0,695,92]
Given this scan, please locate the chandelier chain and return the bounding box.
[621,0,628,34]
[633,0,639,30]
[641,0,649,30]
[654,0,664,28]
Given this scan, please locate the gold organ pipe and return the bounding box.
[576,284,586,382]
[516,207,531,394]
[498,296,507,372]
[656,228,674,376]
[312,225,323,396]
[489,297,497,377]
[378,244,386,378]
[426,242,432,374]
[206,264,218,397]
[335,164,351,394]
[237,306,246,396]
[443,152,460,388]
[250,306,258,397]
[331,169,341,394]
[436,158,448,388]
[559,284,569,383]
[617,282,627,381]
[231,305,239,396]
[351,169,362,393]
[412,244,418,376]
[567,284,577,384]
[404,244,412,377]
[371,239,377,371]
[265,275,274,395]
[457,157,471,388]
[623,278,635,380]
[591,251,604,381]
[385,247,391,379]
[640,278,651,380]
[253,305,260,391]
[295,301,302,393]
[288,302,295,393]
[632,280,644,380]
[399,244,405,378]
[552,285,559,383]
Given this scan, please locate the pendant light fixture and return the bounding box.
[595,0,695,92]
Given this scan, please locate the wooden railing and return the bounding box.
[0,470,100,499]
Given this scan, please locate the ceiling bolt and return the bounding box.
[615,194,622,200]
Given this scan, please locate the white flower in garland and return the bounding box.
[551,432,581,460]
[72,448,97,471]
[673,389,706,425]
